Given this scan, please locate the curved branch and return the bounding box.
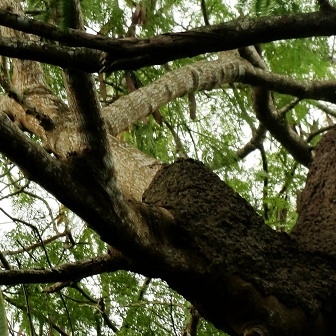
[252,88,312,166]
[235,124,266,159]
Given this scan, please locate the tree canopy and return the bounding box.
[0,0,336,335]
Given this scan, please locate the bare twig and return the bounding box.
[58,292,74,335]
[0,208,53,267]
[163,118,188,158]
[307,124,336,143]
[0,253,130,286]
[0,251,11,270]
[278,98,302,117]
[4,294,69,336]
[3,232,67,256]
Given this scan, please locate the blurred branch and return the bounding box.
[2,231,67,256]
[0,179,29,201]
[307,124,336,143]
[181,306,200,336]
[0,251,10,270]
[317,0,336,11]
[200,0,210,26]
[97,297,119,333]
[314,101,336,118]
[278,98,302,117]
[0,253,131,286]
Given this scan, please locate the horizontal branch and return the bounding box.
[102,57,336,136]
[0,36,101,72]
[243,66,336,104]
[0,10,335,71]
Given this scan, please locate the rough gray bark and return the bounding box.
[140,158,336,336]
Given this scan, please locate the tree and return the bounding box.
[0,0,335,334]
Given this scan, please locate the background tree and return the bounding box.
[0,0,335,335]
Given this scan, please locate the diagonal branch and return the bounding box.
[101,55,329,167]
[2,232,67,256]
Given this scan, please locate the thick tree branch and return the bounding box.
[141,159,336,335]
[0,10,336,71]
[292,127,336,257]
[0,36,101,72]
[103,56,336,139]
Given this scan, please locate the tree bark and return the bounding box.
[138,158,336,336]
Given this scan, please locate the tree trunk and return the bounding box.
[138,157,336,336]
